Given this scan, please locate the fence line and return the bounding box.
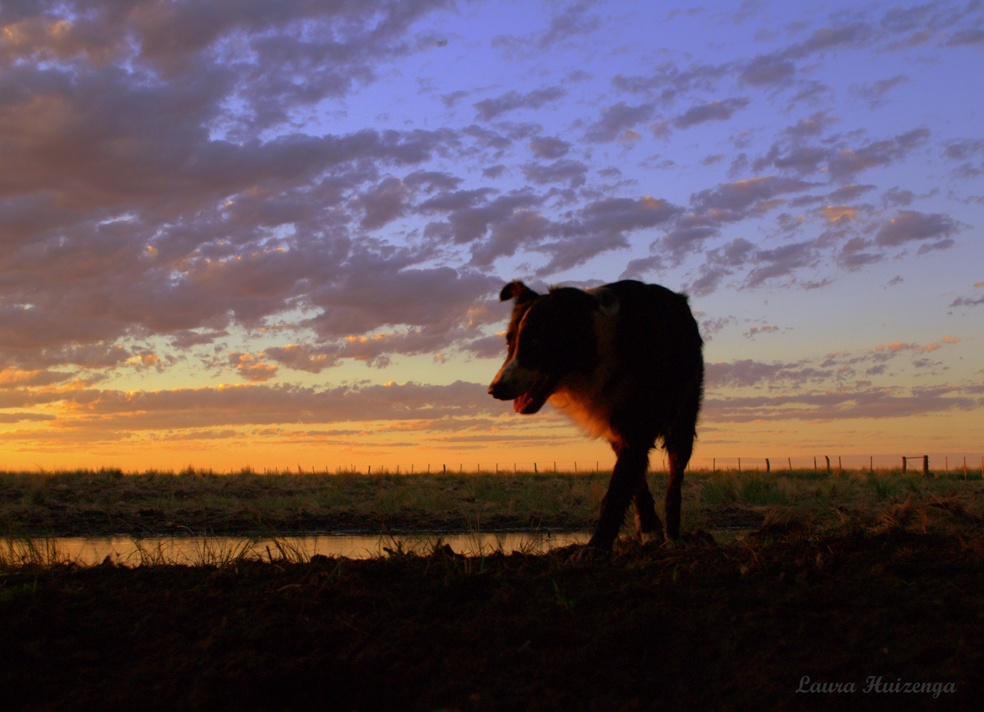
[323,454,984,478]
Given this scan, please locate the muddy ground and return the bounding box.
[2,506,982,711]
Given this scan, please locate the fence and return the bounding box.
[342,454,984,478]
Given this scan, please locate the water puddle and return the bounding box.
[37,531,591,566]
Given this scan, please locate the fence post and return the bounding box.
[902,456,906,474]
[923,455,929,477]
[825,456,830,474]
[765,458,770,473]
[788,457,792,471]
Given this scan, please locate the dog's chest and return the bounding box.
[548,308,620,441]
[549,385,615,441]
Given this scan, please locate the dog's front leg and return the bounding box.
[633,476,664,545]
[584,444,649,553]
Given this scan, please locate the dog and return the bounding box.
[488,280,704,554]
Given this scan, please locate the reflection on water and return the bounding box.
[48,531,590,566]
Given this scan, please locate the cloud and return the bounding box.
[875,210,960,248]
[522,195,680,275]
[230,353,278,383]
[705,384,980,424]
[744,325,781,339]
[264,344,340,374]
[744,240,818,288]
[426,190,543,246]
[358,176,411,229]
[942,138,984,178]
[473,86,567,121]
[528,136,571,159]
[521,159,589,188]
[1,368,74,389]
[301,265,500,341]
[585,102,655,142]
[837,236,884,271]
[827,128,931,181]
[739,54,797,87]
[949,283,984,308]
[691,176,815,222]
[946,28,984,47]
[1,0,982,465]
[686,238,756,296]
[785,111,839,139]
[54,380,497,431]
[851,75,909,109]
[470,209,553,267]
[613,61,732,103]
[673,97,750,128]
[705,335,965,397]
[537,1,602,48]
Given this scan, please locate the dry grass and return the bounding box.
[1,466,979,547]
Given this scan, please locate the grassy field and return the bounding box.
[2,467,982,710]
[1,465,980,540]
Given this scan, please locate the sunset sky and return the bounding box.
[1,0,982,473]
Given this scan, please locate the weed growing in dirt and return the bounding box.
[0,536,72,568]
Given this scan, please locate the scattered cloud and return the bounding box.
[875,210,960,249]
[674,97,750,128]
[851,74,909,109]
[473,86,568,121]
[585,102,655,142]
[1,0,981,465]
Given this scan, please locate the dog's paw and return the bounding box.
[637,530,664,548]
[569,544,612,563]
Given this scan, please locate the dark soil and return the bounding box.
[3,519,982,711]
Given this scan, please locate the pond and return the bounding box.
[41,530,591,566]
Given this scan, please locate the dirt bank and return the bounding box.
[2,513,981,711]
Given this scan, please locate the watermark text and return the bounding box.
[796,676,956,699]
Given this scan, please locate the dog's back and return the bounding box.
[605,281,702,441]
[543,281,702,447]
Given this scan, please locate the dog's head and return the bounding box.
[488,280,617,414]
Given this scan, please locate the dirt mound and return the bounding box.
[2,521,981,711]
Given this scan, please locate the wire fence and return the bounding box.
[332,454,984,478]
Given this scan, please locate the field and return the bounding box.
[2,468,982,710]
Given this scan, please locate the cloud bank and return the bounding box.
[1,0,981,465]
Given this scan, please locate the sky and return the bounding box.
[1,0,982,473]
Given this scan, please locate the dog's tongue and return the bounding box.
[513,393,533,413]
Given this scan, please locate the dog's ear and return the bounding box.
[589,286,619,316]
[499,280,538,303]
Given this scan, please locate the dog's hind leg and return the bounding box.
[633,476,663,545]
[664,437,693,540]
[586,443,650,552]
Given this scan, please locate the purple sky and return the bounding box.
[1,0,982,471]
